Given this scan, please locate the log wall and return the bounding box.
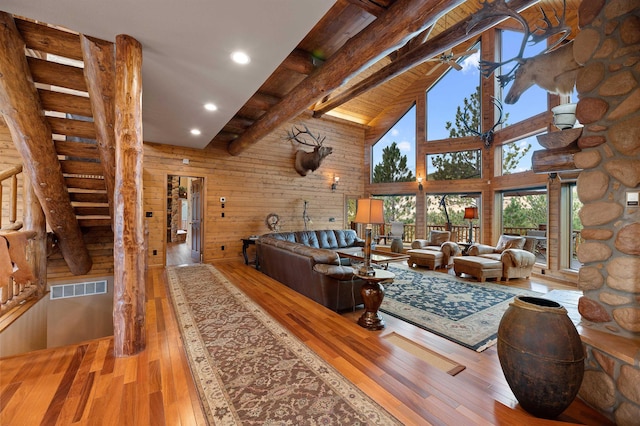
[143,114,367,267]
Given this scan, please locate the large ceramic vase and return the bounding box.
[497,296,585,419]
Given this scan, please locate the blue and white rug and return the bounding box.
[381,264,542,352]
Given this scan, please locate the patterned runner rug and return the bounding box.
[381,264,542,352]
[166,264,401,425]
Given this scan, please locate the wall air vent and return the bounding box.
[50,280,107,300]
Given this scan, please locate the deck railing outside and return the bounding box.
[360,222,582,264]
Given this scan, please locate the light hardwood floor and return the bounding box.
[0,258,613,425]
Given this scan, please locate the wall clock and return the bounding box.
[265,213,281,232]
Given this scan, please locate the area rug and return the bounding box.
[166,264,401,425]
[381,264,542,352]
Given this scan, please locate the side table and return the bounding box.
[356,269,394,330]
[241,237,258,265]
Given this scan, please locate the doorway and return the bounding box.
[166,175,204,266]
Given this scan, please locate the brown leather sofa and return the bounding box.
[256,230,366,311]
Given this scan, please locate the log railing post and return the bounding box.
[23,173,47,298]
[113,34,145,357]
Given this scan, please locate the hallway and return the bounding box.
[166,242,198,266]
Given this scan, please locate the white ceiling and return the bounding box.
[1,0,336,149]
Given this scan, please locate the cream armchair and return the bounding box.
[468,235,536,281]
[410,230,461,267]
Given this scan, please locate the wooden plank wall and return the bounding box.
[2,114,366,274]
[143,114,366,267]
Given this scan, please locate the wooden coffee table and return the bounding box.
[336,248,408,270]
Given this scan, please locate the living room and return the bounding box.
[0,0,638,424]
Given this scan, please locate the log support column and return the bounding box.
[113,34,145,357]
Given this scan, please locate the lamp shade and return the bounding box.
[464,206,479,220]
[354,198,384,224]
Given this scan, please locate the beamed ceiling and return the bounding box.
[1,0,580,155]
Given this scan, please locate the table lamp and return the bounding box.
[354,198,385,276]
[464,206,479,244]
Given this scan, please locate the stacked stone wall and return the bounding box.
[571,0,639,423]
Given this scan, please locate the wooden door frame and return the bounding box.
[164,173,206,266]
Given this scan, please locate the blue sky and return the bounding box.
[372,31,569,177]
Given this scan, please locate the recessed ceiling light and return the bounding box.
[231,51,250,65]
[204,103,217,111]
[190,128,201,136]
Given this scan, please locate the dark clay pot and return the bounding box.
[497,295,585,419]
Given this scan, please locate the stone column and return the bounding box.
[571,0,640,423]
[573,0,639,340]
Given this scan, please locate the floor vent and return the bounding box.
[50,280,108,300]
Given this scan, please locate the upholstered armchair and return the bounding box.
[410,230,461,267]
[468,235,536,281]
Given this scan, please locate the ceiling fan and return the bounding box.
[426,48,479,75]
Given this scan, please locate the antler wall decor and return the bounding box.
[462,97,505,148]
[467,0,579,104]
[285,124,333,176]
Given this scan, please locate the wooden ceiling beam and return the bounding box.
[0,12,92,275]
[313,0,540,117]
[244,92,280,111]
[344,0,389,17]
[228,0,466,155]
[280,49,316,75]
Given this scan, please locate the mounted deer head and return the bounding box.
[467,0,578,103]
[462,97,504,148]
[504,41,579,104]
[286,124,333,176]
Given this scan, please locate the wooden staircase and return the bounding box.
[15,18,112,229]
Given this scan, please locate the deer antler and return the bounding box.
[467,0,531,82]
[530,3,571,50]
[467,0,570,88]
[285,124,326,147]
[461,97,504,148]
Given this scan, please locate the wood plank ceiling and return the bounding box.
[210,0,580,152]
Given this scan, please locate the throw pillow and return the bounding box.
[428,230,450,246]
[495,235,525,253]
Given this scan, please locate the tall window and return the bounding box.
[426,46,480,141]
[566,183,583,270]
[501,131,545,175]
[499,30,548,124]
[425,194,480,243]
[501,188,548,263]
[372,105,416,183]
[426,149,481,180]
[374,195,416,242]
